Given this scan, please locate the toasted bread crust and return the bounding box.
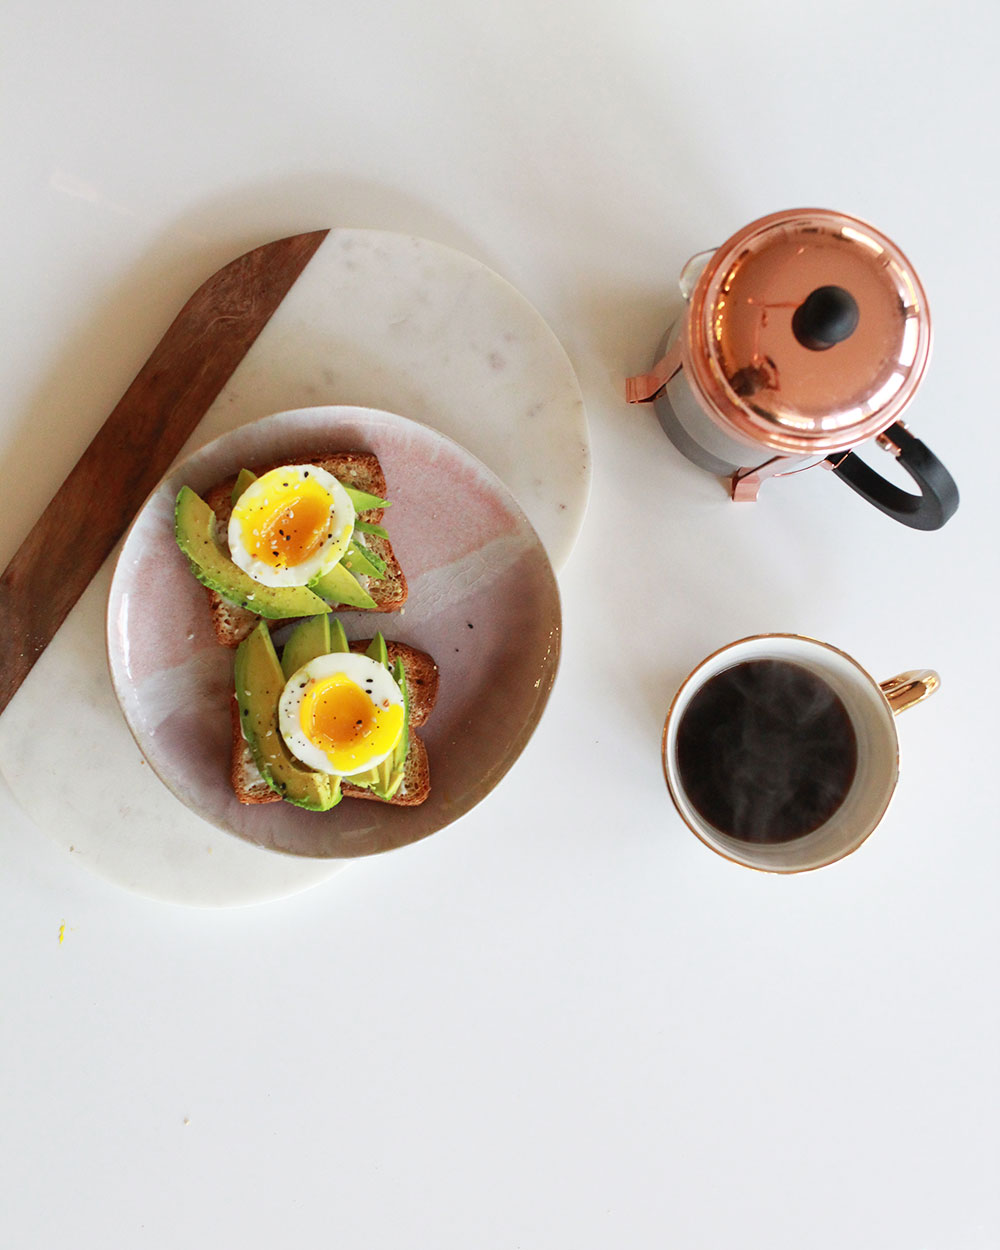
[201,452,407,648]
[232,638,437,808]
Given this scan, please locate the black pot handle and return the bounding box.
[826,422,959,531]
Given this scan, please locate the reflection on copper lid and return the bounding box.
[686,209,932,456]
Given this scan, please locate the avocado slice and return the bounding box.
[343,485,390,513]
[365,632,389,667]
[345,763,380,789]
[377,657,409,798]
[342,539,387,579]
[280,615,331,680]
[308,560,377,610]
[235,622,341,811]
[175,487,331,620]
[375,756,404,800]
[354,520,390,539]
[329,618,349,653]
[231,468,257,505]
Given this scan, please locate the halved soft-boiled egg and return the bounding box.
[278,652,405,776]
[227,465,355,588]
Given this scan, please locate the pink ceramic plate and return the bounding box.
[107,406,561,858]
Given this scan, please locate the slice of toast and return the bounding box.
[202,451,408,648]
[231,638,438,808]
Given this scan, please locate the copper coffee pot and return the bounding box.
[626,208,959,529]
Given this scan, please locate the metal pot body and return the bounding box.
[651,318,823,478]
[626,209,960,528]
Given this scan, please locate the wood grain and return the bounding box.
[0,228,329,716]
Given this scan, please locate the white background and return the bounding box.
[2,1,998,1246]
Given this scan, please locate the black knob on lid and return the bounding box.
[792,285,860,351]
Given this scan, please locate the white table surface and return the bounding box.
[3,1,998,1246]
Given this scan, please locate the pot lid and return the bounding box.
[685,209,932,455]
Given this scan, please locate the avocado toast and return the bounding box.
[232,616,439,810]
[174,451,408,648]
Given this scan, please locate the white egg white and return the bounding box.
[278,652,405,776]
[227,464,355,588]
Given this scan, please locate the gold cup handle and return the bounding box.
[879,669,940,715]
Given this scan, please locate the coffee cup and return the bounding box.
[662,634,939,872]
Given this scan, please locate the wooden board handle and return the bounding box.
[0,229,329,715]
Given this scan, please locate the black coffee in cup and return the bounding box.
[675,659,858,844]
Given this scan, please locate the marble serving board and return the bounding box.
[0,231,589,907]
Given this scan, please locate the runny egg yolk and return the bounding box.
[239,480,340,571]
[300,673,404,773]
